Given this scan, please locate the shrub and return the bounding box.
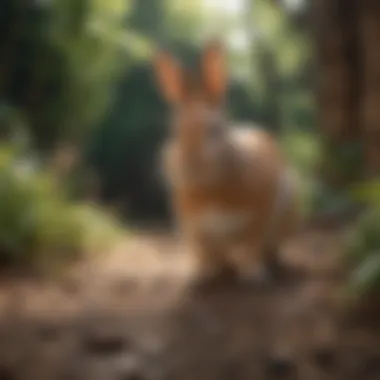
[345,181,380,297]
[280,130,321,218]
[0,142,123,272]
[281,130,360,221]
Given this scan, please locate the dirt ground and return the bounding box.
[0,226,379,380]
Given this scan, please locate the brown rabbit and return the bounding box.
[154,41,300,285]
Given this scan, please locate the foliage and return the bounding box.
[0,0,149,150]
[320,140,364,187]
[280,129,365,224]
[245,0,314,132]
[0,142,123,271]
[280,130,321,217]
[345,181,380,296]
[281,130,320,179]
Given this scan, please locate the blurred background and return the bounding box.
[1,0,378,266]
[0,0,380,379]
[0,0,375,230]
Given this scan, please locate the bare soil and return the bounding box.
[0,226,379,380]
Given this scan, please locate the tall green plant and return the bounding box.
[345,181,380,296]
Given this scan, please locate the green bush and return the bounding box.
[0,143,123,272]
[280,130,321,218]
[281,130,360,221]
[345,181,380,296]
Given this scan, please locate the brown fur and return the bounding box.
[154,41,300,283]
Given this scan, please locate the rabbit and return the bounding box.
[154,40,300,285]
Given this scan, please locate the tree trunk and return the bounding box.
[312,0,380,184]
[359,0,380,178]
[311,0,361,186]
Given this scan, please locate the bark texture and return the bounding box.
[312,0,380,183]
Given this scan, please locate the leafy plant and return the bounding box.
[0,142,123,272]
[345,180,380,296]
[280,130,321,218]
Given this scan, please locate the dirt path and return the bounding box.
[0,227,379,380]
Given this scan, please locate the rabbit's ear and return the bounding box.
[201,40,227,103]
[154,49,184,104]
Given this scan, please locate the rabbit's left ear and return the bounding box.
[154,49,185,104]
[201,40,228,104]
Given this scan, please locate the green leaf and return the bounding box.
[349,253,380,296]
[350,181,380,207]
